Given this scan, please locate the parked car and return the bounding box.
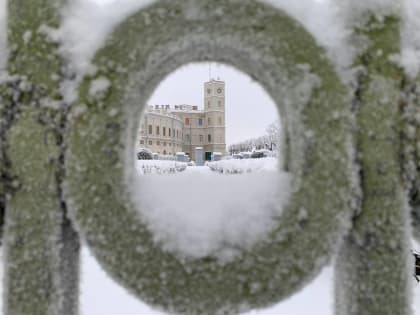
[212,152,222,161]
[241,152,252,159]
[176,152,188,162]
[137,148,153,160]
[251,151,265,159]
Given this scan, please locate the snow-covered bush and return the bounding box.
[136,148,153,160]
[207,157,278,174]
[135,160,187,175]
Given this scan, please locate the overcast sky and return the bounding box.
[147,62,279,146]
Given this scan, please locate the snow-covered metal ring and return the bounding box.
[65,0,357,314]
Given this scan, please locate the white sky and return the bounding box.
[147,62,279,146]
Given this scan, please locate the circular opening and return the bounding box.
[131,62,291,263]
[66,1,356,313]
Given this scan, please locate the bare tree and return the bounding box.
[228,120,281,154]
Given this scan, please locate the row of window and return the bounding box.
[185,117,202,126]
[148,125,181,138]
[207,100,223,108]
[140,134,221,147]
[184,117,223,126]
[184,134,212,142]
[144,117,223,132]
[140,140,181,147]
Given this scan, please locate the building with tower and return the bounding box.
[138,79,226,161]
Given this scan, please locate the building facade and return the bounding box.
[138,79,226,161]
[138,107,184,155]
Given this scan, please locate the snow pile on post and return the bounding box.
[401,0,420,79]
[260,0,353,77]
[59,0,156,78]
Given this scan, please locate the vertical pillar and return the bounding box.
[335,14,412,315]
[3,1,80,315]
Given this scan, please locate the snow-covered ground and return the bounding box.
[0,244,419,315]
[80,245,420,315]
[87,155,420,315]
[81,246,333,315]
[131,158,290,261]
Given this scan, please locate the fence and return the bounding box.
[0,1,419,315]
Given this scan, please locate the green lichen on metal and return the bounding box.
[335,15,412,315]
[1,1,414,314]
[3,1,80,315]
[0,80,13,243]
[65,1,356,314]
[403,77,420,242]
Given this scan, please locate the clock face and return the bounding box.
[217,88,222,94]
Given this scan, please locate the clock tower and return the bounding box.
[204,79,226,156]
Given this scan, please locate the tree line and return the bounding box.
[228,120,281,154]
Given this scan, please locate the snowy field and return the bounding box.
[0,245,419,315]
[132,158,290,261]
[80,246,333,315]
[89,158,420,314]
[79,245,420,315]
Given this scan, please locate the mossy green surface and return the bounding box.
[334,16,412,315]
[404,77,420,242]
[3,1,412,314]
[4,1,80,315]
[66,1,356,314]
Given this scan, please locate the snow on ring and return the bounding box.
[65,1,357,314]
